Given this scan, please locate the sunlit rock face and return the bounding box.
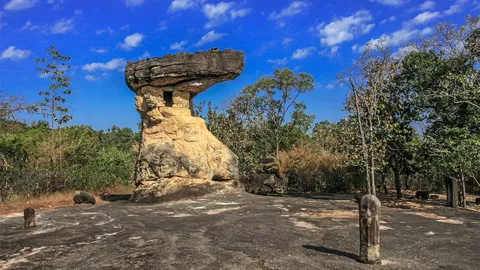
[125,49,245,202]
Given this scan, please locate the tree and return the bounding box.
[198,68,315,174]
[35,46,73,164]
[396,16,480,207]
[338,40,401,196]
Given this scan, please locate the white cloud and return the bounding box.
[292,47,316,59]
[158,20,168,31]
[74,9,82,15]
[20,20,43,31]
[283,38,293,46]
[51,18,74,34]
[444,0,467,15]
[357,26,434,53]
[0,46,31,61]
[82,58,127,72]
[203,2,234,28]
[419,1,435,11]
[118,33,145,51]
[47,0,64,10]
[326,83,335,89]
[381,16,396,24]
[96,27,114,35]
[121,24,130,31]
[202,2,250,28]
[408,11,440,26]
[169,0,203,12]
[125,0,144,7]
[230,8,251,19]
[267,57,288,66]
[317,10,375,47]
[270,1,310,20]
[368,0,405,6]
[170,40,188,50]
[91,48,107,54]
[4,0,38,11]
[85,74,99,81]
[0,11,5,18]
[195,30,226,47]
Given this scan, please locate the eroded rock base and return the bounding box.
[130,177,240,203]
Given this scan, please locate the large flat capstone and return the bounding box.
[125,49,245,94]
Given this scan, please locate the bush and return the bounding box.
[278,143,359,193]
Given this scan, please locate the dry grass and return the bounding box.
[295,210,358,219]
[0,185,134,216]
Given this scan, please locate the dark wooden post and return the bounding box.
[359,194,381,264]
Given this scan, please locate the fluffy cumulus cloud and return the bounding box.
[419,1,435,11]
[118,33,145,51]
[50,18,74,34]
[368,0,405,6]
[4,0,38,11]
[292,47,316,59]
[269,1,310,27]
[169,0,203,12]
[444,0,468,15]
[202,2,251,28]
[170,41,188,50]
[0,46,31,61]
[408,11,440,26]
[82,58,127,72]
[195,30,225,47]
[355,26,433,53]
[267,57,288,66]
[125,0,144,7]
[317,10,375,47]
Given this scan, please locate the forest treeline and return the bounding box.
[196,16,480,206]
[1,16,479,207]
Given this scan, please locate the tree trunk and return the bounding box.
[394,162,402,199]
[459,173,467,208]
[446,177,458,208]
[370,152,376,196]
[404,174,410,190]
[350,79,371,194]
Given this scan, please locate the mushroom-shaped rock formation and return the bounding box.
[126,49,245,202]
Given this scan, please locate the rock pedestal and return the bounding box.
[125,49,245,202]
[359,194,381,264]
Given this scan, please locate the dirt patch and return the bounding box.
[406,212,447,220]
[383,200,439,210]
[295,210,358,219]
[0,192,106,216]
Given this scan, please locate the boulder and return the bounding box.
[238,174,285,194]
[73,191,96,205]
[415,190,430,200]
[125,49,245,202]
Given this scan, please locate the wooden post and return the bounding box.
[359,194,381,264]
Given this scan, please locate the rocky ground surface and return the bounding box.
[1,191,479,270]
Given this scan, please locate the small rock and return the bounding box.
[73,191,96,205]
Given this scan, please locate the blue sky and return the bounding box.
[0,0,477,131]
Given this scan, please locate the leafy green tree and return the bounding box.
[199,68,315,173]
[35,46,73,163]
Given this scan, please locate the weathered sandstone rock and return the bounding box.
[125,49,245,202]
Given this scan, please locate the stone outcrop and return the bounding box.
[125,49,245,202]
